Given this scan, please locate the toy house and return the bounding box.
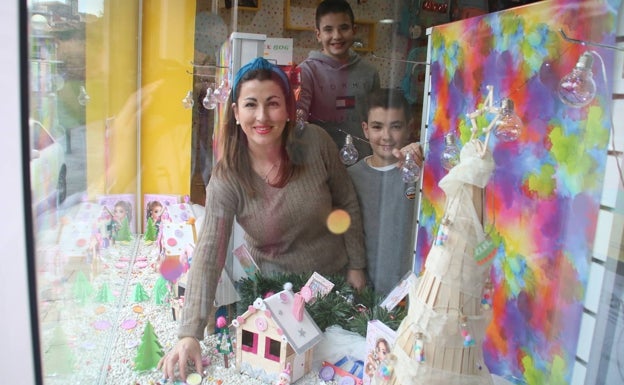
[232,288,323,384]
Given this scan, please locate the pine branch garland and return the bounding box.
[235,272,406,337]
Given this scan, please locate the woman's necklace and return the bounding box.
[263,160,281,183]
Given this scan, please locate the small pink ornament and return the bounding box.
[216,316,227,328]
[255,317,268,332]
[300,286,313,302]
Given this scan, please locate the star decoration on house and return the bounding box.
[298,328,307,338]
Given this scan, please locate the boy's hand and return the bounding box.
[393,142,424,168]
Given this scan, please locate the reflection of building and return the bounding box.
[29,0,83,142]
[29,21,62,136]
[31,0,80,23]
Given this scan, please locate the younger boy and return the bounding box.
[348,88,420,296]
[297,0,380,160]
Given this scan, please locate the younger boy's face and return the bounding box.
[316,12,356,62]
[363,107,411,167]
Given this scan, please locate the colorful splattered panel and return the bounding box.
[415,1,621,384]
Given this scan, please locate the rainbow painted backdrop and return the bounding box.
[415,1,620,384]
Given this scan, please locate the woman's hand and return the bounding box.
[157,336,203,381]
[346,268,367,292]
[392,142,424,168]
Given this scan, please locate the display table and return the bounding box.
[38,236,340,385]
[37,232,514,385]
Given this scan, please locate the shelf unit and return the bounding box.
[283,0,376,53]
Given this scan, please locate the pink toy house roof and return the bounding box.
[245,289,323,355]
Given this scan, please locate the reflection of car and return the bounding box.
[29,119,66,213]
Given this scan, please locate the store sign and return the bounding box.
[264,37,293,65]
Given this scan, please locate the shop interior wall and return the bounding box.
[188,0,423,203]
[199,0,413,92]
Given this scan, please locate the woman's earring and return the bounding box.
[286,118,290,122]
[236,121,240,125]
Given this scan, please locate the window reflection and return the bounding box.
[26,1,421,383]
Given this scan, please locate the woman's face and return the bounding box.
[233,79,288,150]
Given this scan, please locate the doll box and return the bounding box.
[363,320,397,385]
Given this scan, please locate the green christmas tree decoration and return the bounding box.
[144,217,157,242]
[215,316,233,368]
[114,217,133,242]
[152,276,170,305]
[133,321,164,371]
[44,326,75,376]
[72,271,94,304]
[132,282,150,302]
[95,282,114,303]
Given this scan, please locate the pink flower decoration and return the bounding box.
[216,316,227,328]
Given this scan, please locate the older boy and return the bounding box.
[348,88,421,296]
[297,0,380,160]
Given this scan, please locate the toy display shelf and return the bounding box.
[36,236,332,385]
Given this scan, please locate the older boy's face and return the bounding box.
[363,107,411,167]
[316,12,355,62]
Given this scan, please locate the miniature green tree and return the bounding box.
[144,217,157,242]
[216,316,233,368]
[152,276,170,305]
[132,282,150,302]
[95,282,114,303]
[72,271,94,304]
[133,321,164,371]
[115,217,132,242]
[44,326,75,375]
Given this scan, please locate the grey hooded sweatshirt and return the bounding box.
[297,49,380,160]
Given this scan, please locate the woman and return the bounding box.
[158,57,367,381]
